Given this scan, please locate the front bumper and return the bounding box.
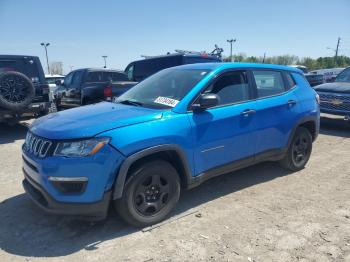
[22,142,125,218]
[320,107,350,117]
[23,170,111,219]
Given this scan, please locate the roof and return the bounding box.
[45,74,65,78]
[71,68,125,73]
[130,52,220,64]
[173,62,304,74]
[0,54,39,59]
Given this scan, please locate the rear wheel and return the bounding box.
[114,160,180,227]
[280,127,313,171]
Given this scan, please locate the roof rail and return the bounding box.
[140,55,158,59]
[140,46,223,60]
[174,49,208,55]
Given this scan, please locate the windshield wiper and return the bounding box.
[118,99,144,107]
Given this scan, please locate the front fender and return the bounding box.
[112,144,192,199]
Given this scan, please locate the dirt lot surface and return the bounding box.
[0,116,349,262]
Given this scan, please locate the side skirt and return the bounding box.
[187,148,286,189]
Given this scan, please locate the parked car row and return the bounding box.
[53,51,221,109]
[2,50,348,227]
[53,68,137,110]
[1,52,348,125]
[0,51,221,123]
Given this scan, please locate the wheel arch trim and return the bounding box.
[287,115,319,149]
[112,144,192,200]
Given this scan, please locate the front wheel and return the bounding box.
[279,127,313,171]
[114,160,181,227]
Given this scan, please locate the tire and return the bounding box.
[279,127,313,171]
[114,160,181,227]
[0,71,35,111]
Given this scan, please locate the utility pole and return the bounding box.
[335,37,341,64]
[102,55,108,68]
[40,42,50,74]
[226,39,236,62]
[262,52,266,63]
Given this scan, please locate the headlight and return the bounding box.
[54,137,110,157]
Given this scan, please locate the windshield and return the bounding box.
[46,77,64,84]
[116,68,210,109]
[335,68,350,82]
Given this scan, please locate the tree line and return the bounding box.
[223,54,350,71]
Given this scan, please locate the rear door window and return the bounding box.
[103,72,128,82]
[335,68,350,82]
[63,72,74,86]
[125,64,134,81]
[85,71,103,82]
[71,70,83,87]
[133,56,182,82]
[252,70,286,98]
[284,72,296,90]
[0,58,39,80]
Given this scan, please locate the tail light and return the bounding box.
[315,93,320,104]
[104,86,112,101]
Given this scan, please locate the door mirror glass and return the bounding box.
[193,93,219,111]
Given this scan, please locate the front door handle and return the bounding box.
[287,100,297,106]
[240,109,256,116]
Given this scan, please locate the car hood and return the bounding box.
[314,82,350,93]
[30,102,163,139]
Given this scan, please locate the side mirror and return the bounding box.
[192,93,219,111]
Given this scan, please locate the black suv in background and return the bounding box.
[0,55,50,123]
[54,68,137,110]
[125,51,221,82]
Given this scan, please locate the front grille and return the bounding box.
[24,132,52,158]
[319,93,350,112]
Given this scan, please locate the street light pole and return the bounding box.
[335,37,341,65]
[226,39,236,62]
[40,42,50,74]
[102,56,108,68]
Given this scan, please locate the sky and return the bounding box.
[1,0,349,74]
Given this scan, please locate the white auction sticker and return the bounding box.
[154,96,179,107]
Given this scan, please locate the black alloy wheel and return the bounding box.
[115,160,180,227]
[291,132,311,167]
[280,127,313,171]
[134,173,171,216]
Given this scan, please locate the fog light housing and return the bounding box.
[48,177,88,194]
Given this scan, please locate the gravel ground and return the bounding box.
[0,115,349,262]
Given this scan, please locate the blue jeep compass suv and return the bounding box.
[22,63,320,226]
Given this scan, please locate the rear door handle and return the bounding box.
[240,109,256,116]
[287,100,297,106]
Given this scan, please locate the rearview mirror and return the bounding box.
[192,93,219,111]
